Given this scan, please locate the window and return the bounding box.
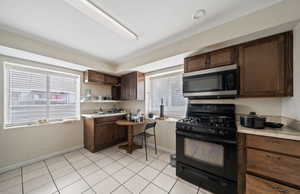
[148,72,187,117]
[4,63,80,128]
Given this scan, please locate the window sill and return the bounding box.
[3,119,81,130]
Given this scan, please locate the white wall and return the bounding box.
[0,55,82,170]
[281,24,300,121]
[0,29,115,73]
[0,55,116,171]
[117,0,300,72]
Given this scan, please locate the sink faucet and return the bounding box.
[99,107,103,113]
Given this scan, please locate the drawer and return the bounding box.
[95,116,124,125]
[247,148,300,187]
[247,135,300,157]
[246,174,300,194]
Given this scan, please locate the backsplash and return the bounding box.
[190,97,282,116]
[119,100,145,114]
[81,82,116,113]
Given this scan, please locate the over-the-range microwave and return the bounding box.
[183,64,239,99]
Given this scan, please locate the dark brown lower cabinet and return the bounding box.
[238,133,300,194]
[246,174,300,194]
[84,116,127,153]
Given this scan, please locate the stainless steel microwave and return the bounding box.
[183,64,239,99]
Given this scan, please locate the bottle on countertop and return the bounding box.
[160,98,164,118]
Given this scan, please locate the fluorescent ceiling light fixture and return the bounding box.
[64,0,138,40]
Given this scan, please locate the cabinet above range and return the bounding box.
[184,31,293,98]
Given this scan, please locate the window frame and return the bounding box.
[3,62,81,129]
[145,69,187,118]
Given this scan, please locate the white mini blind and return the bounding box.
[5,63,80,128]
[48,74,78,121]
[149,72,187,117]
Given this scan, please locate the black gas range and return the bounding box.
[176,103,237,194]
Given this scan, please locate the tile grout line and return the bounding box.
[126,149,173,192]
[83,148,180,194]
[79,149,125,193]
[138,162,168,193]
[80,147,195,194]
[63,154,97,193]
[83,148,151,193]
[120,151,171,193]
[149,165,176,193]
[43,160,61,194]
[167,179,178,194]
[86,151,135,193]
[108,148,195,193]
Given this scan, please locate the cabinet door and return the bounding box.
[121,72,136,100]
[208,47,237,68]
[114,125,127,141]
[85,70,105,83]
[95,123,114,147]
[184,54,208,73]
[104,75,119,85]
[239,35,286,97]
[247,148,300,187]
[112,86,121,100]
[128,72,137,100]
[121,75,128,100]
[246,174,300,194]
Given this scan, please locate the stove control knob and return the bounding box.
[208,129,216,134]
[218,130,225,136]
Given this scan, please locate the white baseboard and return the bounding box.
[0,145,84,174]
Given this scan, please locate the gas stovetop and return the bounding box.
[176,104,237,138]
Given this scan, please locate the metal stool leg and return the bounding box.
[153,127,158,155]
[144,134,148,161]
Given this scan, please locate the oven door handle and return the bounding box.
[176,131,236,145]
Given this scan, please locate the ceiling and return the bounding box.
[0,0,282,65]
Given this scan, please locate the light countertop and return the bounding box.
[81,112,127,119]
[238,124,300,141]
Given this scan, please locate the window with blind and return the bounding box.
[149,72,187,117]
[4,63,80,128]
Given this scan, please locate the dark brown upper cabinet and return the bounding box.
[239,32,293,97]
[121,72,145,100]
[207,47,237,68]
[183,31,293,98]
[84,70,120,85]
[184,47,237,73]
[104,74,119,85]
[184,54,208,73]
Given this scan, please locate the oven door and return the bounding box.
[176,130,237,181]
[183,64,238,98]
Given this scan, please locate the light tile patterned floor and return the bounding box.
[0,145,213,194]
